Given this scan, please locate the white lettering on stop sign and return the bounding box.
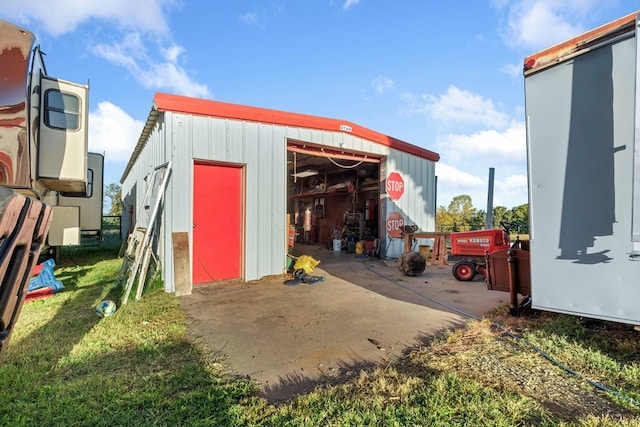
[386,212,404,238]
[386,172,405,200]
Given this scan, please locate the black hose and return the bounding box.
[363,260,640,409]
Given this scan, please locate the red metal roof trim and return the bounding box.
[523,11,638,75]
[153,92,440,162]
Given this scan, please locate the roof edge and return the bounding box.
[153,93,440,162]
[120,104,159,183]
[524,11,638,75]
[121,93,440,183]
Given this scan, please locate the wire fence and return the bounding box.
[102,215,122,245]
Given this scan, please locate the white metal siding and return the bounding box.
[383,149,437,258]
[122,109,437,292]
[121,115,172,291]
[171,114,287,283]
[525,31,640,325]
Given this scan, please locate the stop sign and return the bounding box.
[386,211,404,238]
[386,172,404,200]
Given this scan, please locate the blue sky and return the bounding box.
[2,0,639,209]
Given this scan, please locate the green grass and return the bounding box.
[250,370,553,426]
[1,232,640,425]
[1,253,257,426]
[521,314,640,407]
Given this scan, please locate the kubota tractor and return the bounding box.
[448,222,513,281]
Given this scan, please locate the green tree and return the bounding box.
[436,205,454,232]
[104,183,122,216]
[509,203,529,234]
[447,195,476,231]
[492,206,511,229]
[437,195,529,233]
[468,209,486,231]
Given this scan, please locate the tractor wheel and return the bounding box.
[452,260,476,281]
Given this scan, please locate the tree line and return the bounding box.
[436,195,528,234]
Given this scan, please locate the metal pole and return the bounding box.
[631,16,640,256]
[507,247,519,315]
[486,168,495,229]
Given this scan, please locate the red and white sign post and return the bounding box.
[386,172,405,200]
[386,211,405,239]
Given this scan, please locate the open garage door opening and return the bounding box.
[286,140,381,253]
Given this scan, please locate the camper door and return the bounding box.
[37,76,89,193]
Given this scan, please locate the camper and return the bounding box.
[522,12,640,326]
[0,19,101,356]
[56,152,105,244]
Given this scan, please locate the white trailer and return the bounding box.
[524,11,640,325]
[56,152,105,244]
[0,19,100,356]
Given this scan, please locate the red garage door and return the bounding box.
[192,162,244,284]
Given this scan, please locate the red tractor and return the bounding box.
[449,222,513,281]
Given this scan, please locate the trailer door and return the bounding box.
[38,77,88,193]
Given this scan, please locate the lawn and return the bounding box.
[1,229,639,426]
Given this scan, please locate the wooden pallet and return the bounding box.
[402,232,449,267]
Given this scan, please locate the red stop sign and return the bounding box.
[386,211,404,238]
[386,172,404,200]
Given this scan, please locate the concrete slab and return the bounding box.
[180,244,509,402]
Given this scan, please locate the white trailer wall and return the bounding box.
[525,22,640,325]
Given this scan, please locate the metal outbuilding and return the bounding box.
[120,93,439,294]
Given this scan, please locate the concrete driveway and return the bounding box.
[180,245,508,402]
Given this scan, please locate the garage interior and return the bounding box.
[286,140,381,254]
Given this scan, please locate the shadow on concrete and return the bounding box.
[182,243,508,403]
[262,356,379,403]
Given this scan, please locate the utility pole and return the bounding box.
[486,167,495,229]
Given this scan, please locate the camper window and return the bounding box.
[44,89,81,131]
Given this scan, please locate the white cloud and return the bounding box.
[501,62,521,78]
[435,163,528,209]
[89,102,144,163]
[343,0,361,11]
[3,0,209,98]
[240,12,264,29]
[93,33,144,69]
[436,121,526,163]
[2,0,176,36]
[433,121,527,208]
[163,45,184,63]
[371,76,394,95]
[495,174,528,205]
[143,61,210,98]
[400,85,526,207]
[240,12,258,25]
[436,163,486,191]
[94,35,211,98]
[408,86,510,129]
[240,4,285,29]
[498,0,618,50]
